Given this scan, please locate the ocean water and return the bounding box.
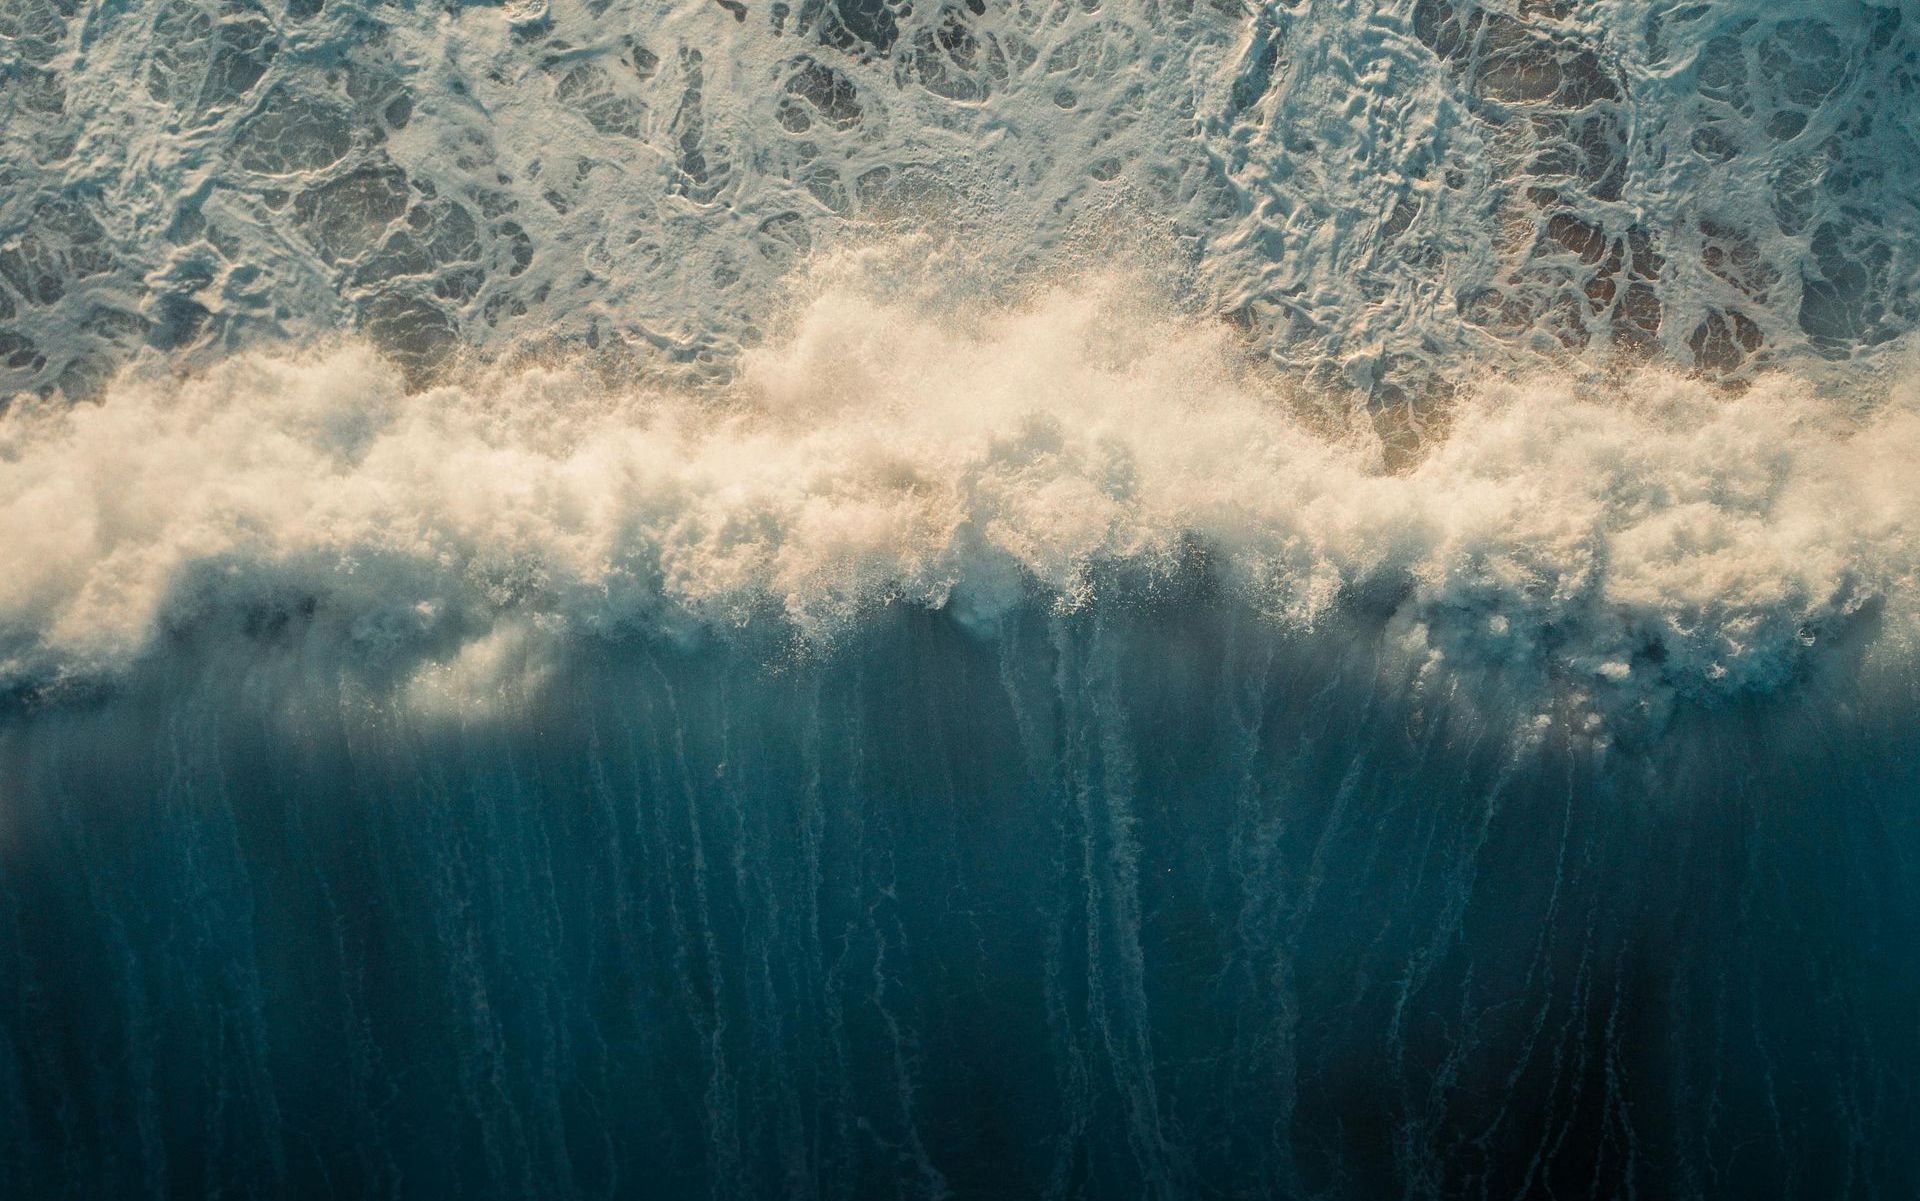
[4,0,1920,1196]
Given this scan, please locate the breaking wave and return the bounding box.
[5,260,1918,738]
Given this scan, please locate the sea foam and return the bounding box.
[3,263,1913,732]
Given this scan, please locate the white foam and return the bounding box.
[4,0,1916,396]
[2,264,1914,727]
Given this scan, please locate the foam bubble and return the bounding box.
[2,270,1914,730]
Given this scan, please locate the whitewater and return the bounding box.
[4,0,1920,1196]
[4,263,1918,733]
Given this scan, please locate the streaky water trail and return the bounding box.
[4,587,1917,1198]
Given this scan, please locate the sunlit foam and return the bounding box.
[2,263,1915,735]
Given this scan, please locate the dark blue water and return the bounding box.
[4,590,1916,1199]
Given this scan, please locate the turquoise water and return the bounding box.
[8,596,1918,1197]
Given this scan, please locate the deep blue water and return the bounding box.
[5,592,1917,1198]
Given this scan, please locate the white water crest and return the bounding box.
[3,257,1915,733]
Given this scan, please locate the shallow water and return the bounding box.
[4,0,1917,395]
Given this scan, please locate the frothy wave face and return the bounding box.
[3,262,1912,731]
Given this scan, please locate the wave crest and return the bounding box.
[3,268,1914,730]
